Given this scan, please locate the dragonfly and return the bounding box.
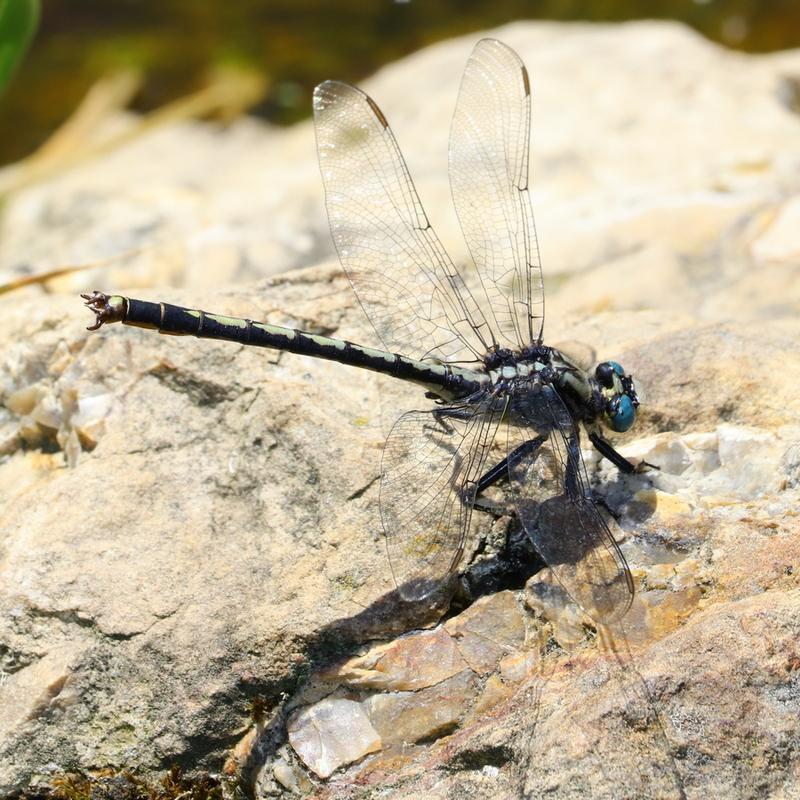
[83,38,644,623]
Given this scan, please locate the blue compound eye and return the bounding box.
[608,361,625,376]
[596,360,627,389]
[609,394,635,432]
[595,362,615,388]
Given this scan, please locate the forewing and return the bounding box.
[449,38,545,350]
[381,397,503,601]
[313,80,492,363]
[551,340,597,372]
[507,386,633,622]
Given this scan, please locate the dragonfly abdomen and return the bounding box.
[82,292,484,397]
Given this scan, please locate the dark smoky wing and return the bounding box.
[506,385,633,622]
[449,38,545,351]
[381,397,503,601]
[313,80,494,363]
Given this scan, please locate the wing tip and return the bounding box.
[365,94,389,129]
[472,38,529,95]
[313,79,358,113]
[312,80,331,113]
[313,80,390,129]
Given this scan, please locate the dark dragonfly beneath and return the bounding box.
[83,39,645,623]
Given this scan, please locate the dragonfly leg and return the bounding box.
[464,436,547,515]
[431,404,474,434]
[564,426,582,500]
[588,431,658,474]
[591,492,621,521]
[563,427,625,517]
[469,492,512,516]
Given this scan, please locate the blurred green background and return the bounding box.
[1,0,799,166]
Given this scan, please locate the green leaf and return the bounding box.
[0,0,39,95]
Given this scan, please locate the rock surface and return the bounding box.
[1,19,800,800]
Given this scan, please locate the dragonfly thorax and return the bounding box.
[481,348,642,436]
[483,341,554,386]
[486,360,540,387]
[483,342,550,370]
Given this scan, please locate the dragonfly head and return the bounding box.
[594,361,642,433]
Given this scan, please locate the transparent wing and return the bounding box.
[506,385,633,622]
[380,396,504,601]
[449,38,545,351]
[313,80,494,363]
[551,340,597,372]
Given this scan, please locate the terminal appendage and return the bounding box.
[81,292,126,331]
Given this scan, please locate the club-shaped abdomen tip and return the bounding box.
[82,291,125,330]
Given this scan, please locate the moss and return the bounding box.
[43,765,224,800]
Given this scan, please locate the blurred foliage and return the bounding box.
[0,0,798,165]
[0,0,38,94]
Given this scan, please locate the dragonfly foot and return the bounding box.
[591,491,621,521]
[82,292,126,331]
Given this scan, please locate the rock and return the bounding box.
[0,118,324,290]
[365,669,479,746]
[443,591,527,675]
[1,18,800,800]
[287,697,381,778]
[322,627,469,692]
[266,591,534,779]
